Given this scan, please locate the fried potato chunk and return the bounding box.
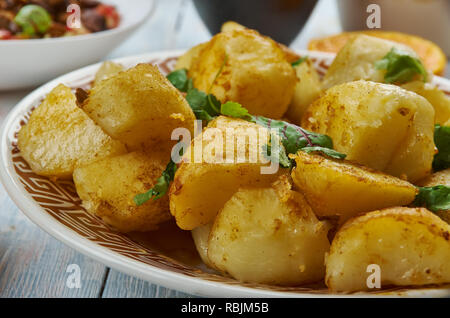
[302,80,435,183]
[191,223,215,269]
[323,34,423,89]
[189,29,296,118]
[325,207,450,292]
[285,58,322,125]
[402,81,450,125]
[207,177,330,285]
[73,150,172,232]
[93,61,124,87]
[170,116,286,230]
[175,43,207,70]
[18,84,126,179]
[291,151,417,222]
[81,63,196,150]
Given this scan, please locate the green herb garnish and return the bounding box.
[374,48,428,84]
[14,5,52,36]
[413,185,450,213]
[291,56,308,67]
[433,124,450,171]
[302,146,347,160]
[263,137,292,169]
[166,69,192,92]
[220,101,252,120]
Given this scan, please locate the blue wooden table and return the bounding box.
[0,0,449,298]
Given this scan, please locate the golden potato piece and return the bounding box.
[323,34,423,89]
[189,29,296,118]
[326,207,450,292]
[82,63,196,150]
[291,151,417,222]
[73,150,171,233]
[220,21,300,64]
[285,58,322,125]
[208,178,330,285]
[191,223,215,269]
[308,30,447,76]
[175,43,207,70]
[18,84,126,179]
[170,116,286,230]
[402,81,450,125]
[93,61,124,87]
[302,80,435,183]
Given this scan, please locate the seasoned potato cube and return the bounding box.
[82,64,196,150]
[73,150,172,232]
[323,34,422,89]
[93,61,124,87]
[170,116,286,230]
[402,81,450,125]
[302,80,435,182]
[220,21,300,64]
[285,58,322,125]
[175,43,207,70]
[18,84,126,179]
[189,29,296,118]
[191,223,216,269]
[325,207,450,292]
[291,151,417,222]
[207,177,330,285]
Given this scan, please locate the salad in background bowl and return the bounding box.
[0,0,155,90]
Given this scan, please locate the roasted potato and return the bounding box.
[81,63,196,150]
[175,43,207,70]
[170,116,287,230]
[291,151,417,222]
[18,84,126,179]
[220,21,300,64]
[93,61,124,87]
[302,80,435,183]
[189,29,296,118]
[402,81,450,125]
[285,58,322,125]
[326,207,450,292]
[191,223,215,268]
[73,150,172,232]
[323,34,423,89]
[207,177,330,285]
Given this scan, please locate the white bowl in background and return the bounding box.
[0,0,156,91]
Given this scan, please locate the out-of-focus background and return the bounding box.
[0,0,449,297]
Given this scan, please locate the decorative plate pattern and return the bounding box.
[1,50,450,297]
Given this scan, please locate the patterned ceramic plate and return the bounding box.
[1,50,450,297]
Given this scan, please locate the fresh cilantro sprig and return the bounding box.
[291,56,308,67]
[374,48,428,84]
[134,159,178,206]
[433,124,450,171]
[166,69,193,92]
[413,185,450,213]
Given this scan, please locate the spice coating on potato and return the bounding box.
[18,84,126,179]
[207,179,330,286]
[73,150,172,233]
[82,63,196,150]
[323,34,421,89]
[325,207,450,292]
[402,81,450,125]
[93,61,125,87]
[189,29,296,119]
[285,59,322,125]
[170,116,286,230]
[302,80,435,183]
[291,151,417,222]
